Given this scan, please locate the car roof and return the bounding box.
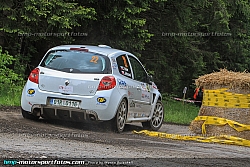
[49,45,128,56]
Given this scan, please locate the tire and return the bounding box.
[111,99,128,133]
[21,109,40,120]
[142,100,164,131]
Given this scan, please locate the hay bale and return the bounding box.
[195,69,250,91]
[189,69,250,140]
[189,120,203,134]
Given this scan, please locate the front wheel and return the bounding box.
[111,99,128,133]
[142,100,164,131]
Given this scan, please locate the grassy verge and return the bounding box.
[0,85,23,106]
[163,97,200,125]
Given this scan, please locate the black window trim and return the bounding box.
[127,55,150,83]
[115,54,133,79]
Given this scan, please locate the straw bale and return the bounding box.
[190,69,250,140]
[189,120,203,134]
[195,69,250,91]
[190,106,250,139]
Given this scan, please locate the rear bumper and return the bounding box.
[30,104,99,121]
[21,81,123,121]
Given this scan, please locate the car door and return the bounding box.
[127,55,152,117]
[115,54,138,99]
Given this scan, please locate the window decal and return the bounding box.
[90,56,99,63]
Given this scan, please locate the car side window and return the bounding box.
[128,55,148,82]
[116,55,132,78]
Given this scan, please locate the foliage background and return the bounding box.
[1,0,250,98]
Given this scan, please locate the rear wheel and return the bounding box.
[111,99,127,133]
[21,109,40,120]
[142,100,164,131]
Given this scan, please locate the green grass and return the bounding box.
[0,85,23,106]
[163,98,200,125]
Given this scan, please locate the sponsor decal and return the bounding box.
[111,58,116,63]
[117,78,127,89]
[112,64,118,69]
[130,101,135,107]
[128,91,134,97]
[111,58,118,69]
[135,104,142,108]
[133,113,146,118]
[27,88,35,97]
[128,113,133,116]
[142,92,150,100]
[97,97,107,105]
[141,83,150,92]
[59,85,73,94]
[141,83,147,91]
[145,94,150,99]
[152,82,158,89]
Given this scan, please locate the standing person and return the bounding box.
[193,86,203,107]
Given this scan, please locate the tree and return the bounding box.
[0,0,96,76]
[74,0,154,56]
[141,0,250,97]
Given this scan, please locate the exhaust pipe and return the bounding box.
[33,108,41,116]
[89,114,96,121]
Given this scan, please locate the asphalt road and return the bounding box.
[0,107,250,167]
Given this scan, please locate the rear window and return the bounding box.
[40,50,111,74]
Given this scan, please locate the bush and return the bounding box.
[0,46,24,106]
[0,46,23,86]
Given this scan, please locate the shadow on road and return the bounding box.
[37,118,144,133]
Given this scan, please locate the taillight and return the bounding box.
[97,76,116,91]
[28,68,39,84]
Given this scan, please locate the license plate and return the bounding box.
[49,98,80,108]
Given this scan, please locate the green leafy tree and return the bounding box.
[75,0,154,56]
[141,0,211,96]
[0,0,96,75]
[142,0,250,97]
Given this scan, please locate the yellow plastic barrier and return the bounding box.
[134,116,250,147]
[194,116,250,134]
[202,88,250,108]
[133,130,250,147]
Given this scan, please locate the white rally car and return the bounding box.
[21,45,164,132]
